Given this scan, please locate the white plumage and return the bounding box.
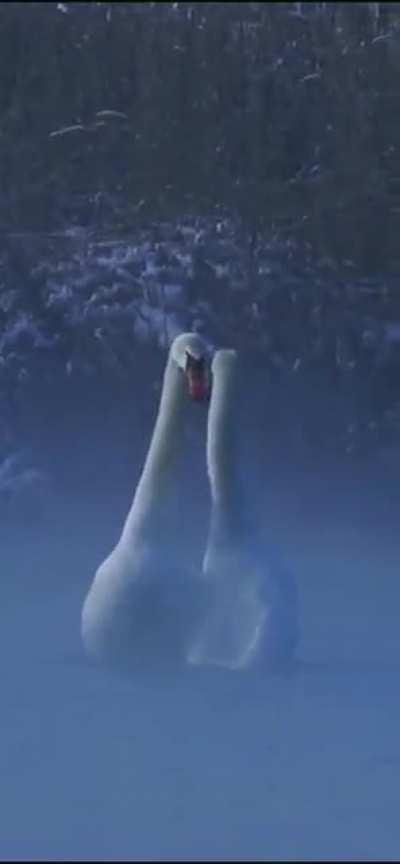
[81,334,298,670]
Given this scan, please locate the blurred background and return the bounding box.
[1,1,400,526]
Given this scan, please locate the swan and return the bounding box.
[81,332,211,665]
[188,348,299,670]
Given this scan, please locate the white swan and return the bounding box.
[81,332,210,665]
[188,348,299,670]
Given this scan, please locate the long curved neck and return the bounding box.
[121,354,186,541]
[206,357,244,549]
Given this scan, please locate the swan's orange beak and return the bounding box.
[185,354,211,402]
[187,370,210,401]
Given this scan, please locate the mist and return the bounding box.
[1,391,400,863]
[1,1,400,856]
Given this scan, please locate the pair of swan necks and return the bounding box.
[121,339,240,548]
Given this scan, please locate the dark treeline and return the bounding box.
[3,1,400,488]
[1,1,400,271]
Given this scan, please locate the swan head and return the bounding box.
[171,332,212,402]
[211,348,239,399]
[211,348,238,377]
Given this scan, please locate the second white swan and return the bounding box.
[188,348,299,670]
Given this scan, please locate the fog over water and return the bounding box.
[1,1,400,855]
[1,388,400,862]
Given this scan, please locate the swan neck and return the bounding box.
[206,361,243,543]
[122,354,186,538]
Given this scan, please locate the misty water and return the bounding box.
[2,0,400,856]
[1,399,400,863]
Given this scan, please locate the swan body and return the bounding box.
[81,333,210,664]
[188,349,299,670]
